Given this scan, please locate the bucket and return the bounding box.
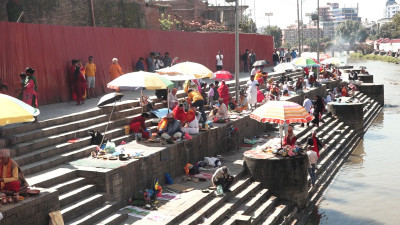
[124,125,130,135]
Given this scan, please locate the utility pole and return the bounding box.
[265,12,273,27]
[226,0,240,102]
[317,0,320,77]
[297,0,301,55]
[301,0,304,54]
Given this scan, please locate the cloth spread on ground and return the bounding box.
[150,108,170,118]
[123,206,168,221]
[157,192,181,201]
[68,158,128,169]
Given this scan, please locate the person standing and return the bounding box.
[74,60,87,105]
[135,57,145,71]
[248,49,256,70]
[187,89,207,127]
[109,58,123,81]
[147,52,155,72]
[302,96,312,127]
[307,130,325,158]
[311,95,324,127]
[85,56,97,98]
[279,48,285,63]
[242,49,249,72]
[291,49,297,60]
[285,49,292,62]
[22,67,38,108]
[306,147,318,186]
[217,81,230,107]
[273,51,280,66]
[246,75,258,110]
[163,52,172,67]
[69,60,78,101]
[216,51,223,71]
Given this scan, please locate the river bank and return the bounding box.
[349,53,400,64]
[307,60,399,225]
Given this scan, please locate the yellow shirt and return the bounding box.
[85,63,96,77]
[188,91,204,103]
[1,164,18,183]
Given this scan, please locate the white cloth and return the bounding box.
[217,103,228,119]
[181,116,199,134]
[251,68,257,76]
[307,150,318,168]
[246,80,258,105]
[303,98,312,113]
[161,132,182,140]
[203,157,221,167]
[325,95,332,103]
[216,54,223,66]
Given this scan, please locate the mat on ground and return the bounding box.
[122,206,168,221]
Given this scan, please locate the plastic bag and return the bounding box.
[184,132,192,140]
[165,173,174,185]
[105,140,116,154]
[216,184,224,196]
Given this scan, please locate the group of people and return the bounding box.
[143,52,178,73]
[0,67,38,108]
[272,48,297,66]
[215,49,257,73]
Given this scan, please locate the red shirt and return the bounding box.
[129,116,146,130]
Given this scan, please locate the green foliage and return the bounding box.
[335,20,368,45]
[303,38,318,51]
[239,14,257,33]
[282,41,296,50]
[377,14,400,39]
[349,53,400,63]
[261,25,283,48]
[159,14,176,31]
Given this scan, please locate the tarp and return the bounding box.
[0,22,274,105]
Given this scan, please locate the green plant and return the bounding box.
[159,13,175,31]
[349,53,400,63]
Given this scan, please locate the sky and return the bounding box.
[211,0,388,29]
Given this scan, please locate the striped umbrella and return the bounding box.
[250,100,313,124]
[107,71,174,91]
[292,57,319,67]
[0,94,40,126]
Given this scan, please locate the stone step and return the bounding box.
[249,196,278,225]
[364,106,382,133]
[249,196,278,224]
[177,177,253,225]
[50,177,87,195]
[61,193,106,223]
[21,145,96,176]
[59,184,97,207]
[297,118,340,145]
[363,101,378,118]
[259,204,288,225]
[318,125,351,161]
[203,182,263,225]
[279,206,297,225]
[66,201,120,225]
[294,115,335,141]
[25,165,77,188]
[94,211,128,225]
[235,188,270,216]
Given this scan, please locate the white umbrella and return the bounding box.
[274,63,299,73]
[156,62,213,79]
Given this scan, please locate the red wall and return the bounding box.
[0,22,274,105]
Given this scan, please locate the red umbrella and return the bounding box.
[212,70,233,81]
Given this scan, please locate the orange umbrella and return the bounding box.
[250,101,313,124]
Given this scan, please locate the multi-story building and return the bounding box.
[283,25,322,45]
[386,0,400,18]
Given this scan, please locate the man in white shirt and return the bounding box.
[306,147,318,186]
[216,51,223,71]
[168,88,178,109]
[302,96,312,127]
[246,75,259,110]
[212,166,233,192]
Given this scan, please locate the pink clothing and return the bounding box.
[23,79,38,108]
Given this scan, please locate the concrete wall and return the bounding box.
[327,102,365,135]
[0,189,60,225]
[78,116,266,207]
[358,84,384,106]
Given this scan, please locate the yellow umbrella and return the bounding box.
[156,62,213,79]
[0,94,40,126]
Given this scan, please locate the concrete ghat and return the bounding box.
[73,85,332,207]
[327,101,364,135]
[358,83,384,106]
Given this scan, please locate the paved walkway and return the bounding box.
[35,69,273,121]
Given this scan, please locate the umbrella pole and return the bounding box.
[141,90,143,113]
[100,101,117,147]
[167,88,170,112]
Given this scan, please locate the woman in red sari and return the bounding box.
[283,126,297,147]
[217,81,230,106]
[74,60,87,105]
[307,130,324,158]
[22,67,38,108]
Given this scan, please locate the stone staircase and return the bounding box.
[166,91,384,225]
[0,70,305,224]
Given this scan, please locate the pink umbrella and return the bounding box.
[212,70,234,81]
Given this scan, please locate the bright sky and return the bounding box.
[211,0,387,29]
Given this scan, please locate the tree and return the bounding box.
[239,14,257,33]
[159,14,179,31]
[335,20,368,45]
[261,25,283,48]
[303,38,318,52]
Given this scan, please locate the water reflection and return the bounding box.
[307,61,400,225]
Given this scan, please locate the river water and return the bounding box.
[306,60,400,225]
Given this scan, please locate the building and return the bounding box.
[283,25,322,45]
[386,0,400,18]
